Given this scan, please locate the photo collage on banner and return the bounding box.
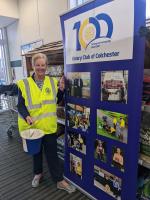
[65,72,128,198]
[95,73,128,199]
[66,82,91,180]
[61,0,145,199]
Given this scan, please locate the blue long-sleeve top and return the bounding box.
[17,75,64,120]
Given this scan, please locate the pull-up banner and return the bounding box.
[60,0,146,199]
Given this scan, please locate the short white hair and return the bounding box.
[32,53,48,66]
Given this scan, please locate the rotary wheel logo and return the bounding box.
[83,24,96,45]
[45,88,51,94]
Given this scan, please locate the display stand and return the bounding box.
[61,1,146,200]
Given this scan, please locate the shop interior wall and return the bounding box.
[0,0,19,19]
[6,0,68,81]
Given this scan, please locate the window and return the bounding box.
[69,0,150,19]
[147,0,150,19]
[0,29,2,40]
[69,0,77,9]
[0,29,7,85]
[69,0,90,9]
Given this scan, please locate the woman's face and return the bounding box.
[33,58,47,77]
[117,148,121,154]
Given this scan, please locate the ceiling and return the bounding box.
[0,15,18,28]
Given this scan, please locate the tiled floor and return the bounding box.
[0,111,90,200]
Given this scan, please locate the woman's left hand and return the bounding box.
[59,76,65,91]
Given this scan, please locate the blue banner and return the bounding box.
[60,0,146,199]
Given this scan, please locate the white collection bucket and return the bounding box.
[20,129,44,155]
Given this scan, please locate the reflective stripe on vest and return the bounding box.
[23,77,57,110]
[49,77,57,102]
[18,112,56,121]
[32,112,56,121]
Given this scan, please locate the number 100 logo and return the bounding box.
[73,13,113,51]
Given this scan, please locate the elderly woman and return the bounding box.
[17,53,75,193]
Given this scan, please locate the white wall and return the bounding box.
[18,0,68,44]
[38,0,68,44]
[6,0,68,81]
[0,0,19,18]
[18,0,40,44]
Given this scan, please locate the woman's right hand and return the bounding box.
[26,116,34,125]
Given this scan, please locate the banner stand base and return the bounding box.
[64,176,97,200]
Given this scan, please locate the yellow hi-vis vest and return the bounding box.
[17,76,58,134]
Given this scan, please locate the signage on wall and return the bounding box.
[61,0,145,200]
[64,0,134,64]
[21,39,43,55]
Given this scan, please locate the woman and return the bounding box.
[94,140,105,161]
[17,53,75,193]
[112,148,124,170]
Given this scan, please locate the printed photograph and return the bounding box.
[101,70,128,104]
[112,147,125,172]
[94,139,107,163]
[67,103,90,132]
[70,153,82,179]
[94,165,122,200]
[67,132,86,154]
[46,65,64,77]
[66,72,90,98]
[97,109,128,144]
